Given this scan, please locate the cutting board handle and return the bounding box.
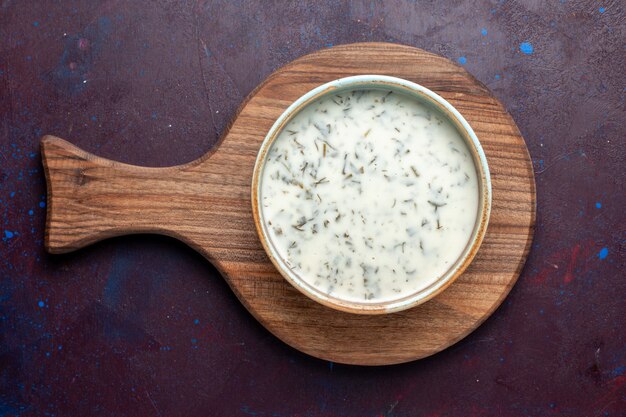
[41,135,192,254]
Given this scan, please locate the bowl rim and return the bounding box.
[251,74,492,314]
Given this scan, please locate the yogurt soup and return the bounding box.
[258,88,479,303]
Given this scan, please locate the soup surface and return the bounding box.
[259,89,479,303]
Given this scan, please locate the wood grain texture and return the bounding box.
[41,43,535,365]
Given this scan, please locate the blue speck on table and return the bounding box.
[520,42,534,55]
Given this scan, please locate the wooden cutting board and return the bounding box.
[41,43,535,365]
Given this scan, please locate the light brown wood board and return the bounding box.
[41,43,536,365]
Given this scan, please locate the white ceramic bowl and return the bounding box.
[252,75,491,314]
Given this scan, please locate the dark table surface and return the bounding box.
[1,1,624,416]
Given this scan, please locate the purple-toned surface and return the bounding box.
[1,1,624,416]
